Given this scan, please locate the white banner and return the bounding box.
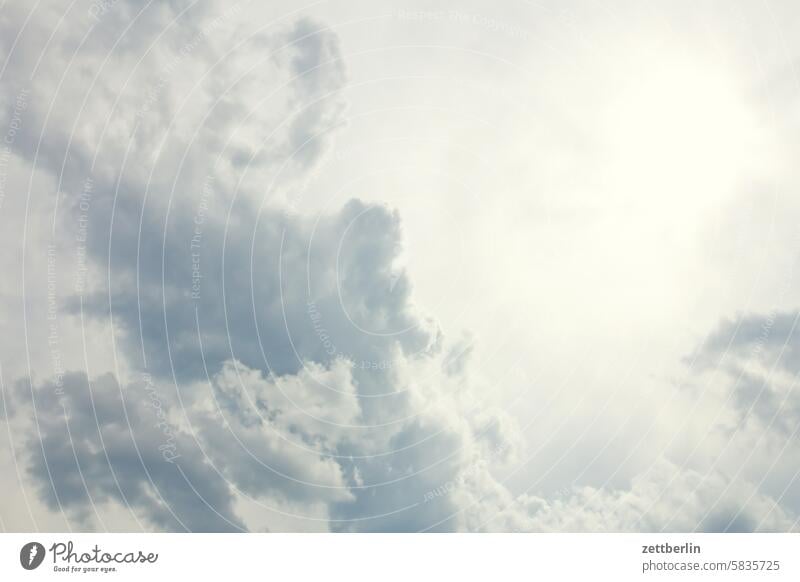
[0,533,797,581]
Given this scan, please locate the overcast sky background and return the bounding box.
[1,0,800,532]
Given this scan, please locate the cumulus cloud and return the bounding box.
[508,460,795,532]
[0,0,524,531]
[9,372,244,532]
[195,358,357,506]
[7,337,521,531]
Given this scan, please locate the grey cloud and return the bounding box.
[0,3,347,207]
[1,0,520,530]
[699,312,800,372]
[329,417,466,532]
[693,311,800,435]
[2,0,520,531]
[75,194,434,396]
[11,372,244,532]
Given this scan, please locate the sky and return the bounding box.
[1,0,800,532]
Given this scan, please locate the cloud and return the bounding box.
[8,341,521,531]
[0,1,522,531]
[10,372,244,531]
[694,311,800,435]
[195,358,357,506]
[700,312,800,373]
[509,460,795,532]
